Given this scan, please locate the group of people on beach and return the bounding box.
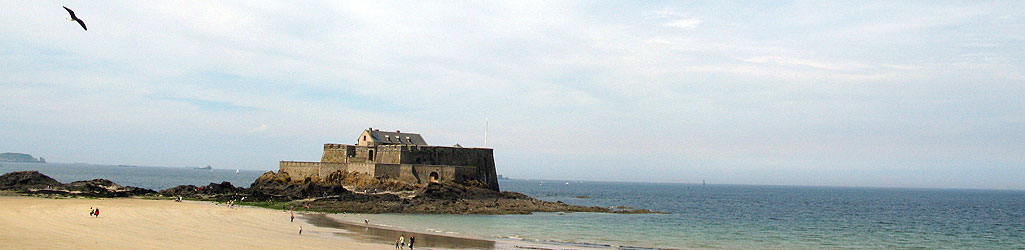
[395,234,415,249]
[88,207,99,217]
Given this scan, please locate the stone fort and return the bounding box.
[279,128,500,191]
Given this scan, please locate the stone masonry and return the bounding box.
[279,128,500,191]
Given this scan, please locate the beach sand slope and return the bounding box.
[0,196,385,249]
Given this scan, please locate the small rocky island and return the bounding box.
[0,170,662,215]
[0,129,664,215]
[0,152,46,163]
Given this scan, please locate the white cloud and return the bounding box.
[2,1,1024,189]
[663,18,702,29]
[743,56,868,71]
[247,124,269,133]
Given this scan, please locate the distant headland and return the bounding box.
[0,153,46,163]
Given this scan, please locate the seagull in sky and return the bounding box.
[63,6,87,31]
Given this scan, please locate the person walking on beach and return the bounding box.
[93,208,99,217]
[399,235,405,248]
[395,238,400,249]
[408,235,415,249]
[290,212,294,222]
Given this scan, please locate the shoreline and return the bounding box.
[303,213,501,249]
[306,212,645,250]
[0,195,597,250]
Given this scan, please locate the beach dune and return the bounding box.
[0,196,383,249]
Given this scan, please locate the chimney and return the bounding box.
[396,130,400,133]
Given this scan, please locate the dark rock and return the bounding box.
[200,181,241,194]
[249,173,352,201]
[66,179,155,197]
[0,171,61,191]
[159,182,245,201]
[160,184,200,197]
[323,170,417,192]
[67,179,117,192]
[415,182,523,201]
[0,171,154,197]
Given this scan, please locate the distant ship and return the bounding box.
[194,165,212,170]
[235,169,240,175]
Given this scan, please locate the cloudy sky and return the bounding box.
[2,1,1023,189]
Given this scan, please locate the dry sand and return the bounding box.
[0,196,389,249]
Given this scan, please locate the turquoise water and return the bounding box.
[338,181,1025,249]
[4,163,1024,249]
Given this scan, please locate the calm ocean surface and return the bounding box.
[4,162,1024,249]
[0,162,265,190]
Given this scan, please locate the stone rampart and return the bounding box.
[395,146,498,190]
[280,143,500,191]
[321,144,358,163]
[279,161,347,180]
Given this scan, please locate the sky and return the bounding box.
[2,1,1023,190]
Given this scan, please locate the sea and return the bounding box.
[3,162,1024,249]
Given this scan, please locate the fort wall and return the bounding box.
[398,146,498,189]
[374,146,403,164]
[346,162,376,176]
[278,161,348,180]
[321,144,357,163]
[280,139,500,191]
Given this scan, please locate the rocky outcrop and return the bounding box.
[1,170,663,215]
[65,179,156,197]
[160,181,247,201]
[0,171,61,191]
[323,170,418,192]
[0,171,155,197]
[160,184,201,197]
[231,172,666,214]
[302,182,623,214]
[415,181,528,200]
[245,171,351,201]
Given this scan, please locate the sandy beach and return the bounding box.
[0,196,389,249]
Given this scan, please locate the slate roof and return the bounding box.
[368,130,428,145]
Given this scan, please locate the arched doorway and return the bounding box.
[429,172,440,183]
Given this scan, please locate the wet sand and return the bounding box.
[304,213,498,249]
[304,213,615,250]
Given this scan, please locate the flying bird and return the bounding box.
[63,6,87,31]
